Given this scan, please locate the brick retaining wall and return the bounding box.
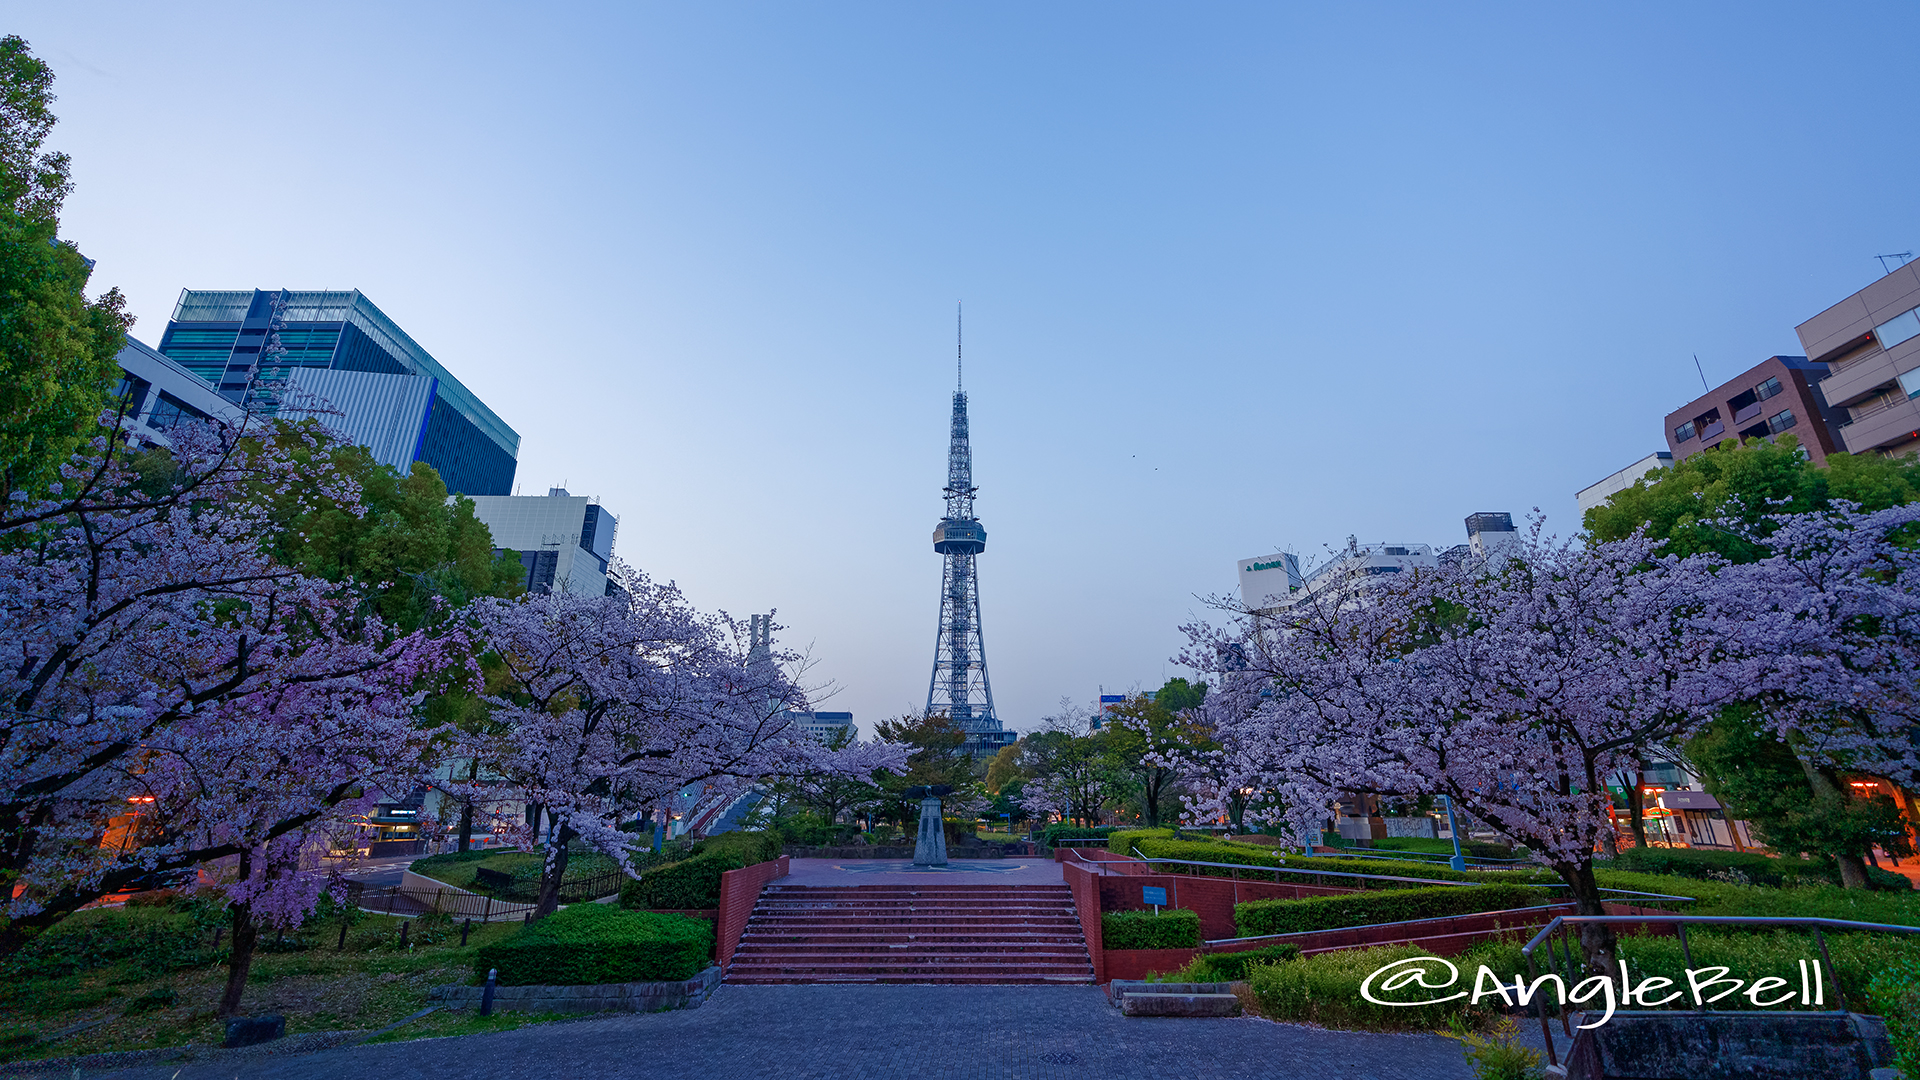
[716,855,789,970]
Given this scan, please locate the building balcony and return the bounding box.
[1838,393,1920,454]
[1819,347,1897,408]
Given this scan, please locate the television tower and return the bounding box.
[925,307,1007,753]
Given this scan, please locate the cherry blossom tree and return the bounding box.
[1705,501,1920,887]
[1,419,457,999]
[1184,526,1741,973]
[455,585,902,917]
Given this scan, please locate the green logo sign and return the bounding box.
[1245,560,1288,573]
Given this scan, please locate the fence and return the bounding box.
[344,883,534,922]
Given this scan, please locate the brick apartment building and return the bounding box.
[1664,355,1844,466]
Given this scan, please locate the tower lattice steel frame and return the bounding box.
[925,376,998,734]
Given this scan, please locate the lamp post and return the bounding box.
[1443,795,1467,872]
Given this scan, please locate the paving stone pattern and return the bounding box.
[47,985,1492,1080]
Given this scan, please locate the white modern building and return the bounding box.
[781,711,855,744]
[1236,513,1516,614]
[464,488,620,597]
[111,336,240,443]
[1575,452,1673,518]
[1236,552,1304,613]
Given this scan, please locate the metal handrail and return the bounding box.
[1516,913,1920,1070]
[1205,901,1579,947]
[1322,847,1534,867]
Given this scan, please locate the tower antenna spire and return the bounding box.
[957,301,963,390]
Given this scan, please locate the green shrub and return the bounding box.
[1441,1015,1546,1080]
[1248,943,1489,1031]
[1592,869,1920,924]
[697,830,783,865]
[1101,909,1201,950]
[1235,884,1543,938]
[1106,828,1177,855]
[1160,943,1302,982]
[622,851,746,910]
[1,905,219,979]
[1042,825,1113,846]
[1604,847,1913,892]
[1867,956,1920,1080]
[474,905,712,986]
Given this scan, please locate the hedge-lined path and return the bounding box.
[28,984,1506,1080]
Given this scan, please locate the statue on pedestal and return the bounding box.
[906,785,954,866]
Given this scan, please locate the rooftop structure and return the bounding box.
[160,289,520,495]
[110,336,238,443]
[1795,262,1920,458]
[781,711,856,745]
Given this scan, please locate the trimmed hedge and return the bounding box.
[1042,825,1114,846]
[621,851,745,910]
[1605,846,1914,892]
[1359,837,1518,860]
[1102,909,1201,950]
[1170,943,1301,981]
[1107,833,1560,890]
[1235,883,1542,938]
[474,904,713,986]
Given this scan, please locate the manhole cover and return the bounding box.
[1038,1052,1079,1065]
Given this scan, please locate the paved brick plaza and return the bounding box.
[45,984,1498,1080]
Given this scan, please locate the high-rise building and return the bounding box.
[159,289,519,495]
[1795,262,1920,458]
[464,488,620,597]
[925,368,1016,759]
[1663,356,1842,466]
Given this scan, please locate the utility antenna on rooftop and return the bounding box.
[1693,354,1710,393]
[1877,252,1914,274]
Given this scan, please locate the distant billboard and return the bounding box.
[1238,552,1303,611]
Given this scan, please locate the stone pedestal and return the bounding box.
[913,796,947,866]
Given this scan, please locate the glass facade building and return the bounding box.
[159,289,520,495]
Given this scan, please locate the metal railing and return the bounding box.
[1319,847,1534,868]
[1120,849,1694,909]
[1517,914,1920,1070]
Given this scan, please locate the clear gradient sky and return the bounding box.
[14,4,1920,733]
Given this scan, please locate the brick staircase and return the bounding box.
[724,883,1094,984]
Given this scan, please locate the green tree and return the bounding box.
[983,740,1024,794]
[872,713,975,830]
[1105,678,1210,828]
[0,36,130,496]
[1021,727,1133,827]
[1588,436,1920,885]
[1584,435,1920,559]
[247,423,524,850]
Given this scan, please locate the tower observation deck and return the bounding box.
[925,337,1015,758]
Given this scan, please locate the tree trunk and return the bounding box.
[1143,773,1162,828]
[1555,860,1619,980]
[533,823,577,919]
[1621,770,1648,848]
[1800,762,1871,889]
[457,758,479,852]
[218,899,260,1017]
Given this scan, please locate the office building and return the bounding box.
[1274,541,1436,612]
[1795,262,1920,458]
[464,488,620,597]
[1663,356,1841,466]
[110,336,238,442]
[1236,552,1304,613]
[1575,452,1673,517]
[159,289,519,495]
[781,711,855,744]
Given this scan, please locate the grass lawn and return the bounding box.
[0,901,571,1065]
[407,848,622,893]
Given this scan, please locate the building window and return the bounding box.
[113,372,151,419]
[1900,369,1920,400]
[1674,421,1697,443]
[1696,407,1725,440]
[1766,409,1796,434]
[1755,376,1783,401]
[145,392,209,431]
[1876,307,1920,351]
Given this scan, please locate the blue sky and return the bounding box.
[16,3,1920,732]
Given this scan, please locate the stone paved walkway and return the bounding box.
[38,984,1502,1080]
